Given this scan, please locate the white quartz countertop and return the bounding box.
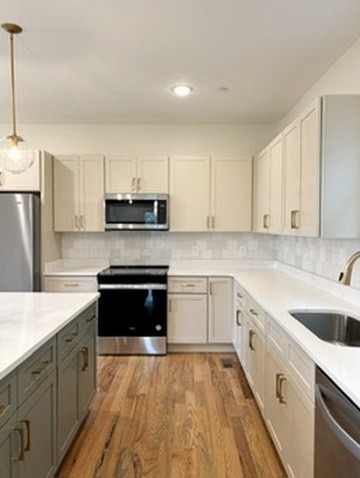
[42,258,360,406]
[0,292,98,380]
[43,259,109,276]
[169,259,360,407]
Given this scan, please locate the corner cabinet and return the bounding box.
[169,156,252,232]
[54,155,104,232]
[105,155,169,193]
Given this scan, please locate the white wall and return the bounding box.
[0,124,276,157]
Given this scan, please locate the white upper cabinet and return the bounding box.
[54,155,104,232]
[283,98,321,237]
[170,156,211,231]
[211,157,252,232]
[105,155,169,193]
[253,135,282,234]
[170,156,252,232]
[0,151,41,191]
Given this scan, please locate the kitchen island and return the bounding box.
[0,292,98,478]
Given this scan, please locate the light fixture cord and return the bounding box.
[9,30,17,138]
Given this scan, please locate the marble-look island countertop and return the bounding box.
[0,292,98,380]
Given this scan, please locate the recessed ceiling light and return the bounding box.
[170,84,193,97]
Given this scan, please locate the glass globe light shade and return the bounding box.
[0,135,35,174]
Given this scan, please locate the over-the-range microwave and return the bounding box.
[104,193,169,230]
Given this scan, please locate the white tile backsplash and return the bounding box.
[61,232,360,290]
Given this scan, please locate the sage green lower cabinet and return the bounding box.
[17,373,57,478]
[57,322,97,464]
[0,415,18,478]
[0,302,97,478]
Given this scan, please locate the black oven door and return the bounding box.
[98,284,167,338]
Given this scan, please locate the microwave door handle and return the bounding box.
[154,200,158,223]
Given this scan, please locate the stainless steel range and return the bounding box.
[97,265,168,355]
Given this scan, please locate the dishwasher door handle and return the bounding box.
[316,384,360,460]
[98,284,167,291]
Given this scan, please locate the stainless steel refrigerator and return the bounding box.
[0,192,41,291]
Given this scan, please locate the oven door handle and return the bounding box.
[98,284,167,290]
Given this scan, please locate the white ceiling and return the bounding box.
[1,0,360,125]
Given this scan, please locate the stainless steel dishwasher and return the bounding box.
[315,367,360,477]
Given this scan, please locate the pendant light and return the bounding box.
[0,23,35,174]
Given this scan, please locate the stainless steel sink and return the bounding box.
[288,311,360,346]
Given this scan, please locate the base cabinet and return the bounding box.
[0,303,97,478]
[168,276,233,346]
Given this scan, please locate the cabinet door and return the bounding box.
[54,156,79,231]
[168,294,207,343]
[268,135,283,234]
[211,157,252,231]
[105,155,137,192]
[283,121,300,234]
[0,415,18,478]
[253,148,270,232]
[299,98,320,237]
[17,373,56,478]
[137,157,169,193]
[208,278,233,343]
[170,157,210,231]
[0,152,41,191]
[245,317,265,414]
[79,155,104,231]
[57,348,79,463]
[265,349,290,469]
[78,327,96,422]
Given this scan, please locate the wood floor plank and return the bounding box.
[56,353,286,478]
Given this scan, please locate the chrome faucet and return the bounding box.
[338,251,360,285]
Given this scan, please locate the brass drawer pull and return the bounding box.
[249,308,258,317]
[0,404,8,416]
[65,332,78,343]
[31,360,51,376]
[249,330,256,351]
[64,283,79,288]
[80,347,89,371]
[23,420,31,452]
[276,373,287,404]
[14,426,25,461]
[290,209,300,229]
[236,310,242,327]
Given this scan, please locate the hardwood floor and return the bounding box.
[56,353,286,478]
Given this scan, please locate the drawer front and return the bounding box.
[246,298,266,332]
[168,277,207,294]
[43,276,97,292]
[18,338,56,405]
[235,283,248,309]
[267,315,287,359]
[288,339,315,402]
[0,371,17,427]
[57,319,81,362]
[79,303,97,335]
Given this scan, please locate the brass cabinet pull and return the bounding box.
[249,330,256,351]
[80,347,89,372]
[0,171,3,186]
[290,209,300,229]
[65,332,78,343]
[207,216,210,230]
[263,213,270,229]
[14,426,26,461]
[23,420,31,452]
[237,292,243,299]
[131,177,136,191]
[0,404,7,417]
[209,282,213,296]
[64,283,79,288]
[31,360,51,376]
[212,216,215,230]
[249,308,258,317]
[137,177,141,191]
[236,310,242,327]
[86,314,96,322]
[74,215,79,230]
[275,373,287,403]
[80,215,85,230]
[168,298,172,313]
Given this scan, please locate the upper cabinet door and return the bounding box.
[211,157,252,231]
[54,156,79,232]
[283,120,300,234]
[105,155,137,193]
[170,156,210,231]
[80,155,104,231]
[298,98,320,237]
[253,148,271,232]
[136,157,169,193]
[268,134,283,234]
